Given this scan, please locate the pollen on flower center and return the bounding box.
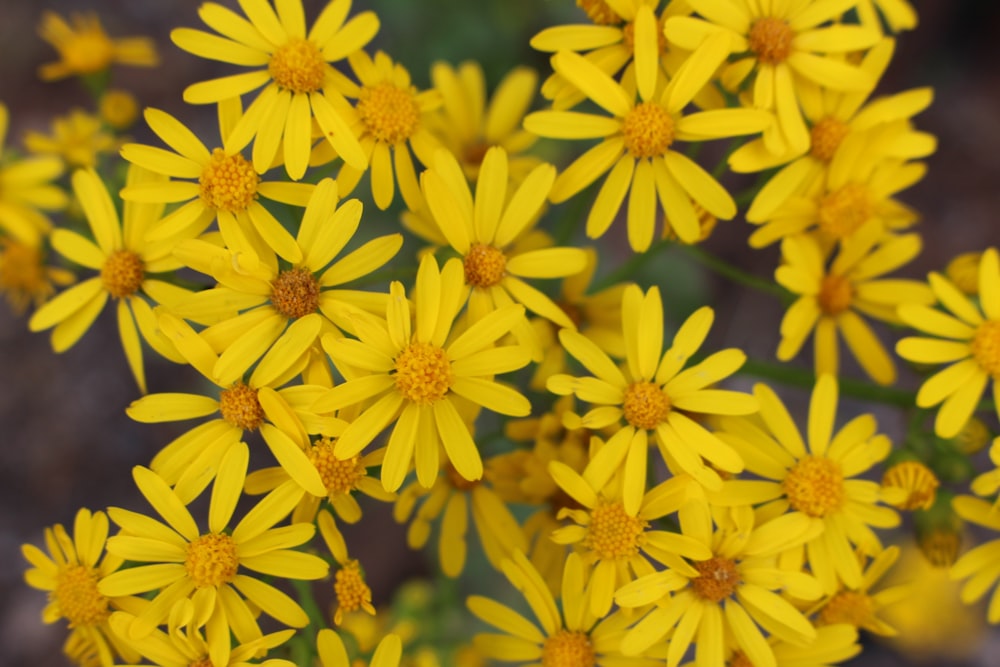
[334,559,373,617]
[357,82,421,145]
[971,320,1000,377]
[463,243,507,287]
[542,629,596,667]
[185,533,239,588]
[584,500,647,560]
[268,38,327,94]
[576,0,621,25]
[691,556,740,602]
[818,274,854,315]
[54,564,109,627]
[810,117,850,161]
[748,17,795,65]
[817,183,872,239]
[218,382,265,431]
[818,590,875,628]
[199,148,260,213]
[622,102,675,159]
[100,249,144,299]
[271,267,320,320]
[308,438,365,497]
[394,341,453,404]
[623,381,671,430]
[784,455,845,517]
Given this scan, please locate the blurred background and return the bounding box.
[1,0,1000,665]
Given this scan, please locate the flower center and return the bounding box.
[576,0,622,25]
[817,183,872,239]
[334,559,373,617]
[357,82,421,145]
[881,460,939,510]
[189,658,213,667]
[308,438,365,497]
[184,533,239,588]
[394,342,453,404]
[748,17,794,65]
[818,274,853,315]
[623,381,671,430]
[271,267,320,320]
[584,500,647,560]
[972,320,1000,377]
[463,243,507,287]
[810,117,850,162]
[784,455,845,517]
[100,249,144,299]
[64,31,115,74]
[268,38,327,94]
[622,102,675,159]
[818,590,876,628]
[729,652,754,667]
[53,564,109,627]
[199,148,260,213]
[691,556,741,602]
[218,382,265,431]
[542,629,596,667]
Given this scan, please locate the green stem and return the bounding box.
[738,358,919,408]
[591,239,673,291]
[289,578,326,662]
[679,244,790,301]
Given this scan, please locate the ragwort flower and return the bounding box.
[37,10,158,81]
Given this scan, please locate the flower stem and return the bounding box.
[738,358,919,408]
[679,244,791,302]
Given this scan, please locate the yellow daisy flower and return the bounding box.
[426,60,542,182]
[23,109,117,170]
[711,375,900,593]
[896,247,1000,438]
[616,504,824,667]
[97,89,140,131]
[468,549,658,667]
[27,166,190,393]
[0,103,68,243]
[318,510,377,625]
[950,494,1000,623]
[524,34,771,250]
[813,546,908,636]
[171,0,374,179]
[22,508,142,667]
[775,227,933,385]
[547,284,756,510]
[98,446,329,666]
[665,1,879,157]
[419,145,587,360]
[37,10,158,81]
[318,629,402,667]
[0,233,74,313]
[316,254,533,492]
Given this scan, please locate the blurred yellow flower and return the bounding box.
[37,11,158,81]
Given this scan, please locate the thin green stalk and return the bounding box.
[679,244,790,301]
[738,358,918,408]
[591,239,673,291]
[289,578,326,663]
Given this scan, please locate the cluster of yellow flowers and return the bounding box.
[7,1,1000,666]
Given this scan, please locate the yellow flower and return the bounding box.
[23,108,118,170]
[665,1,879,156]
[317,254,533,492]
[813,546,908,636]
[97,90,140,131]
[524,34,771,250]
[319,629,402,667]
[171,0,375,179]
[775,227,933,385]
[548,284,756,511]
[37,11,158,81]
[896,247,1000,438]
[98,446,329,666]
[318,510,377,625]
[22,508,142,667]
[711,375,900,593]
[27,166,191,393]
[0,233,74,313]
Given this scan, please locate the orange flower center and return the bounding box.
[729,652,755,667]
[199,148,260,213]
[308,438,366,497]
[748,17,794,65]
[691,556,740,602]
[334,559,373,618]
[446,462,481,491]
[576,0,622,25]
[784,455,845,517]
[972,320,1000,377]
[218,382,265,431]
[185,533,239,588]
[623,381,671,430]
[394,342,453,404]
[269,38,327,94]
[622,101,675,159]
[100,249,144,299]
[584,500,647,560]
[818,274,854,315]
[189,658,213,667]
[818,590,876,628]
[542,629,596,667]
[881,460,939,510]
[62,26,115,74]
[271,267,320,320]
[463,243,507,287]
[810,117,850,162]
[357,82,421,145]
[817,183,872,239]
[53,564,110,627]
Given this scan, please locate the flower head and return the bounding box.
[24,109,117,169]
[37,11,158,81]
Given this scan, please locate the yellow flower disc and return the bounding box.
[271,267,320,320]
[729,652,754,667]
[268,38,327,94]
[691,556,740,602]
[541,629,596,667]
[623,381,671,430]
[309,439,365,497]
[189,658,213,667]
[584,501,647,560]
[334,559,372,616]
[218,382,265,431]
[54,564,110,627]
[199,148,260,213]
[64,30,115,75]
[784,455,845,517]
[817,183,872,239]
[100,249,144,299]
[622,102,674,159]
[463,243,507,288]
[818,590,876,628]
[185,533,239,588]
[818,274,854,315]
[748,17,794,65]
[810,117,850,162]
[357,82,421,145]
[971,320,1000,377]
[394,342,453,404]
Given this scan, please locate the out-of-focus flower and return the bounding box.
[37,11,158,81]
